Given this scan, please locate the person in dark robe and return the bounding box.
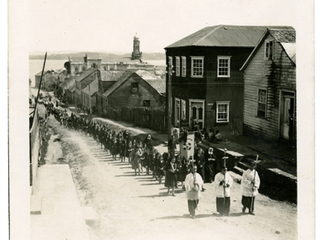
[214,167,233,216]
[164,157,178,196]
[205,147,217,183]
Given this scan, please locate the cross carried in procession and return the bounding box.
[222,147,229,168]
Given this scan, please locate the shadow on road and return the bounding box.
[140,183,162,186]
[138,192,172,198]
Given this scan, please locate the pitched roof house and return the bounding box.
[74,68,100,108]
[165,25,275,133]
[240,27,296,142]
[99,70,165,113]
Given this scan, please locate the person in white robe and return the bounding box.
[214,167,233,216]
[240,161,260,215]
[184,165,204,219]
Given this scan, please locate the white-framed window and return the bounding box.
[257,89,267,118]
[216,101,230,123]
[181,56,186,77]
[217,56,231,77]
[175,57,180,76]
[265,40,274,60]
[191,56,204,78]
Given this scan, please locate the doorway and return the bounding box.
[280,92,295,141]
[189,99,205,130]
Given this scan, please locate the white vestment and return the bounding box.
[214,172,233,198]
[184,172,203,200]
[241,169,260,197]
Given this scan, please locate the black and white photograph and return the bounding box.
[8,0,315,239]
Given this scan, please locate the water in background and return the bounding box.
[29,59,166,88]
[29,59,67,87]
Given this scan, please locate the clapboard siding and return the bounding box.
[243,33,296,141]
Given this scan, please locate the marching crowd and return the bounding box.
[44,103,261,219]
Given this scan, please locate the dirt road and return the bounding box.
[47,116,297,240]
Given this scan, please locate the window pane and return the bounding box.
[217,103,228,121]
[198,107,203,120]
[258,90,267,117]
[192,107,197,119]
[218,58,229,76]
[192,58,203,76]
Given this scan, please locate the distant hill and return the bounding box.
[29,51,165,62]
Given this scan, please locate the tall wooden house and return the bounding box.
[240,27,296,142]
[164,25,269,134]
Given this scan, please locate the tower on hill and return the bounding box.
[131,35,142,60]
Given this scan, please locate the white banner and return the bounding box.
[180,132,195,160]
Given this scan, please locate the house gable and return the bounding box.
[242,29,296,141]
[106,72,164,108]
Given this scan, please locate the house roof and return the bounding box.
[144,79,166,95]
[240,27,296,70]
[102,71,134,98]
[269,28,295,43]
[102,70,165,98]
[281,43,296,64]
[74,68,97,84]
[165,25,273,49]
[60,78,75,90]
[100,70,126,81]
[135,69,158,80]
[134,70,166,94]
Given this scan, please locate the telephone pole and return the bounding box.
[166,62,173,141]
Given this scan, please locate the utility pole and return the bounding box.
[89,84,92,117]
[166,61,173,141]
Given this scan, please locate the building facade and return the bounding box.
[100,70,165,113]
[165,25,269,134]
[240,27,296,142]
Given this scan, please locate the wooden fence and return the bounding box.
[103,107,166,133]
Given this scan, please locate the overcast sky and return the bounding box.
[28,0,300,54]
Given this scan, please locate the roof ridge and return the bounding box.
[193,25,222,45]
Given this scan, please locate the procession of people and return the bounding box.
[44,102,261,219]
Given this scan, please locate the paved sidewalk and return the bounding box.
[30,165,90,240]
